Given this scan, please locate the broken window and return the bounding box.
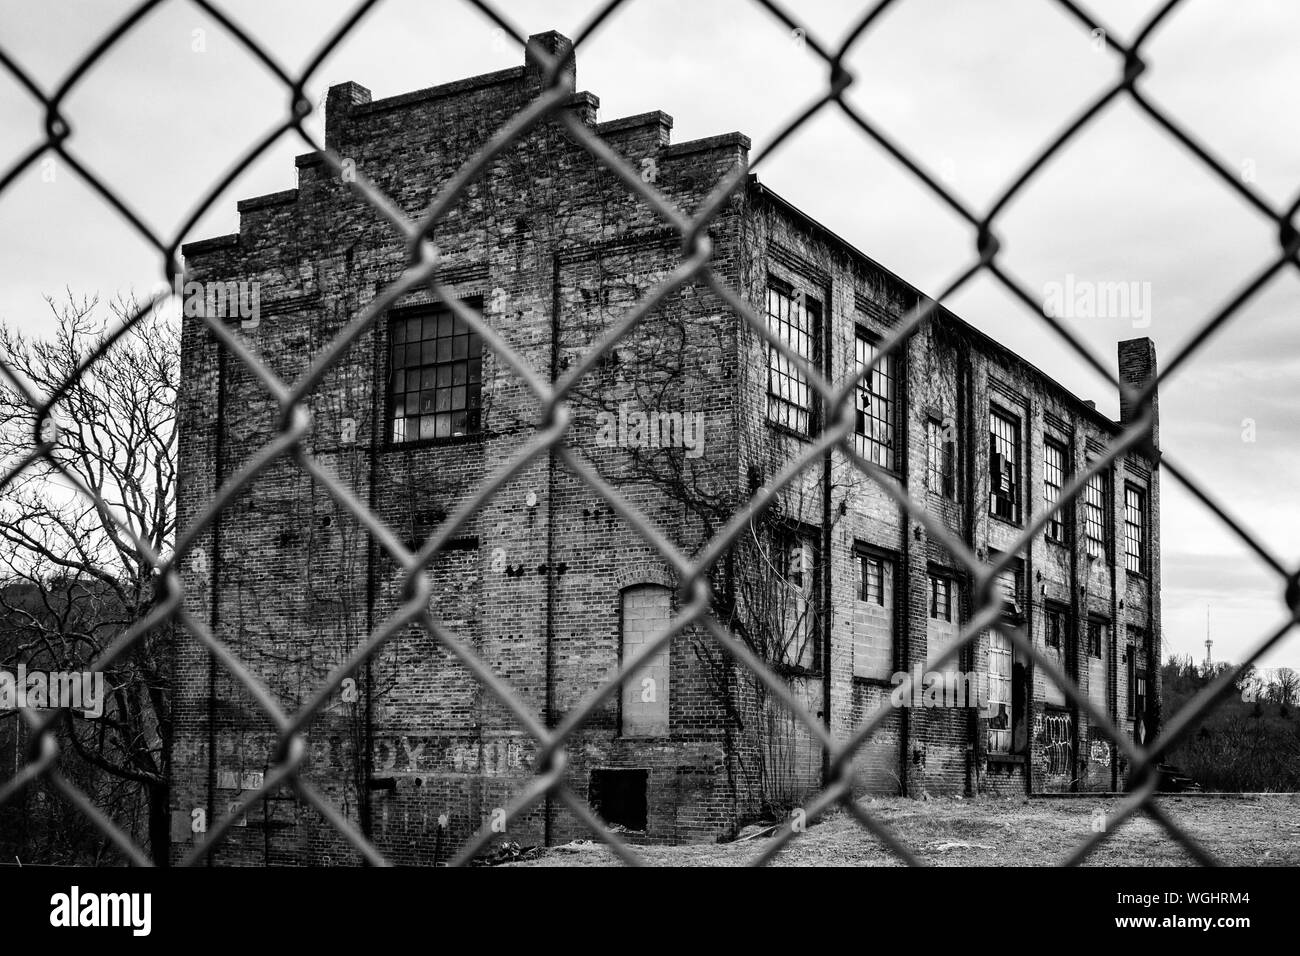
[990,554,1023,619]
[856,331,896,468]
[388,305,483,443]
[765,279,817,434]
[1084,469,1108,560]
[771,529,820,673]
[589,769,648,832]
[1045,605,1068,650]
[1124,484,1147,575]
[986,630,1013,753]
[988,408,1020,522]
[925,416,955,497]
[1043,438,1070,543]
[620,585,671,736]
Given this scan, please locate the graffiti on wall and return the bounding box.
[1034,710,1073,779]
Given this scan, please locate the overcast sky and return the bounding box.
[1,0,1297,669]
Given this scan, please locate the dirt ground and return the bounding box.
[507,795,1300,866]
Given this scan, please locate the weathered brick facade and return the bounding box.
[173,32,1160,862]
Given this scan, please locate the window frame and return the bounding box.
[854,328,897,470]
[928,572,955,622]
[384,301,485,448]
[925,416,956,498]
[1042,437,1071,545]
[1086,617,1105,659]
[1083,468,1109,560]
[771,523,822,675]
[858,551,886,606]
[1044,603,1070,651]
[988,407,1022,524]
[986,629,1014,754]
[851,542,898,680]
[1124,483,1148,576]
[764,277,819,436]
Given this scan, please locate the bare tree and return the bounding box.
[0,291,176,864]
[1267,667,1299,709]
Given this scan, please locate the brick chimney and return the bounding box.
[1118,337,1159,454]
[325,81,372,152]
[525,30,576,92]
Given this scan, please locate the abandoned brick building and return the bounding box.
[174,32,1162,862]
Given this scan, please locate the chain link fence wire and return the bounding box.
[1,0,1297,868]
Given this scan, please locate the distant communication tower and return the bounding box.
[1204,605,1213,668]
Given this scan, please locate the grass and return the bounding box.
[507,794,1300,866]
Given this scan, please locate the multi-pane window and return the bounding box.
[1043,439,1069,543]
[929,574,953,621]
[388,307,483,443]
[852,548,894,679]
[925,417,955,497]
[766,281,817,434]
[986,631,1013,754]
[855,331,895,468]
[1124,485,1147,574]
[859,552,885,605]
[1045,605,1068,649]
[988,409,1020,522]
[1084,470,1108,558]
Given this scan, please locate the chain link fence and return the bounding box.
[0,0,1297,867]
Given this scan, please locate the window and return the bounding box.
[1124,485,1147,575]
[773,530,819,672]
[766,281,817,434]
[855,331,896,468]
[620,585,671,736]
[859,552,885,605]
[388,307,483,443]
[929,574,953,621]
[1043,439,1070,543]
[986,631,1013,754]
[1128,625,1148,719]
[988,409,1020,522]
[1083,470,1108,559]
[992,557,1023,619]
[1087,618,1103,658]
[1045,605,1068,650]
[925,417,955,497]
[852,547,894,679]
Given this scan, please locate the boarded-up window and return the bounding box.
[1087,617,1109,714]
[621,585,671,736]
[927,572,960,675]
[853,549,894,679]
[1042,604,1071,707]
